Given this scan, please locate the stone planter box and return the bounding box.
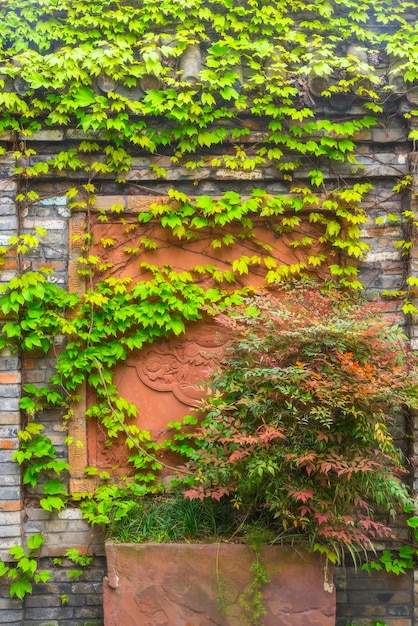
[104,542,335,625]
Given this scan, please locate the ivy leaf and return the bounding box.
[40,496,66,512]
[10,579,32,599]
[73,87,96,108]
[167,319,185,336]
[0,562,9,577]
[43,479,67,496]
[220,86,239,101]
[27,533,45,551]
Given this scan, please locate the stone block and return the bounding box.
[0,510,21,525]
[0,613,23,625]
[0,449,16,463]
[23,606,74,620]
[0,474,20,487]
[104,543,335,626]
[58,508,84,520]
[25,130,65,142]
[0,371,20,385]
[0,216,17,230]
[0,203,16,217]
[23,218,66,230]
[0,486,20,500]
[0,398,20,411]
[0,425,18,438]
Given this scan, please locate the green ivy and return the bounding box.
[0,0,417,598]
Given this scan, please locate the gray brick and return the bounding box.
[0,525,22,538]
[26,508,52,522]
[24,131,65,142]
[0,614,23,625]
[0,180,16,191]
[58,509,83,520]
[0,463,21,475]
[22,621,59,626]
[0,596,22,611]
[0,272,18,285]
[0,486,20,500]
[0,425,18,438]
[0,450,16,463]
[25,594,62,608]
[0,384,20,398]
[0,356,19,370]
[0,204,16,217]
[0,474,20,486]
[0,540,21,554]
[70,583,102,595]
[0,216,17,230]
[0,511,21,525]
[23,218,66,231]
[0,398,20,411]
[23,606,74,619]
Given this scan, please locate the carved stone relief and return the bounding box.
[87,323,230,473]
[69,197,333,482]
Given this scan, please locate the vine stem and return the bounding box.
[92,357,194,476]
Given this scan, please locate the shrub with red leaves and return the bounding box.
[184,284,418,561]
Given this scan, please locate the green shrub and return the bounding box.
[181,284,417,563]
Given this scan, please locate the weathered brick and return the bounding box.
[0,510,21,525]
[0,356,19,370]
[0,216,17,230]
[0,463,21,476]
[0,474,20,487]
[58,508,84,520]
[24,606,75,620]
[0,614,23,625]
[0,503,20,515]
[23,218,66,230]
[0,439,19,450]
[25,130,65,142]
[0,425,18,438]
[0,398,20,411]
[0,486,20,500]
[0,372,20,384]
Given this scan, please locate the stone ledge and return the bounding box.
[104,542,335,626]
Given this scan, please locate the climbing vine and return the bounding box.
[0,0,417,591]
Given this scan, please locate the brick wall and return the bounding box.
[0,111,417,624]
[336,565,414,626]
[0,157,22,567]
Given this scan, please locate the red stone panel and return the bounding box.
[86,208,332,473]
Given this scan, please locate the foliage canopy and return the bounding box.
[0,0,417,594]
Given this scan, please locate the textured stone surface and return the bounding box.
[336,563,413,626]
[86,215,330,475]
[104,543,335,626]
